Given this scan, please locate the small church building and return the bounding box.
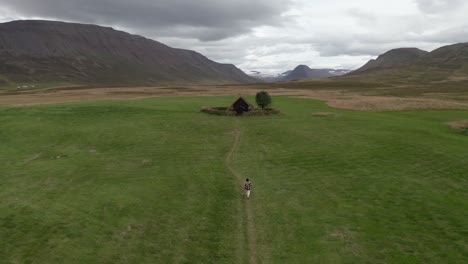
[229,97,254,115]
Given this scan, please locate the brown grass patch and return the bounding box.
[448,120,468,135]
[328,228,363,256]
[24,152,43,164]
[330,229,350,240]
[327,96,468,111]
[312,112,339,117]
[448,120,468,129]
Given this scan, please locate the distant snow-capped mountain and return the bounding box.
[249,71,279,82]
[249,66,350,82]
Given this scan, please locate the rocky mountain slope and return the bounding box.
[352,48,429,74]
[0,20,257,86]
[347,43,468,82]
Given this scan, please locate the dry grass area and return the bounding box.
[1,82,468,111]
[311,112,340,117]
[448,120,468,130]
[328,96,468,111]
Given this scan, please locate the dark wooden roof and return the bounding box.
[229,97,254,111]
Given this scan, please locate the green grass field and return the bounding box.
[1,97,467,263]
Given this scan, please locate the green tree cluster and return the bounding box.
[255,91,272,110]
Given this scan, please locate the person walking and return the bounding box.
[244,178,252,199]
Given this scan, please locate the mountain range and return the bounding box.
[0,20,257,86]
[347,43,468,82]
[250,65,349,82]
[352,48,429,74]
[2,19,468,87]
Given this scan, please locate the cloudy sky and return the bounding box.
[1,0,467,74]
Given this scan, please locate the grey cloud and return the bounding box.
[312,34,440,57]
[311,39,393,57]
[315,6,468,57]
[415,0,465,14]
[0,0,292,41]
[156,36,251,65]
[407,25,468,44]
[140,25,250,42]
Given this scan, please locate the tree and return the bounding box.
[255,91,272,110]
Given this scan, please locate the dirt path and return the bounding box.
[226,119,257,264]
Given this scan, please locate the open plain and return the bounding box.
[1,79,468,111]
[1,81,467,263]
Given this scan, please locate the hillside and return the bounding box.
[352,48,429,74]
[427,42,468,70]
[0,20,257,87]
[346,43,468,83]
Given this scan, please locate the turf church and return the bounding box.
[230,97,253,114]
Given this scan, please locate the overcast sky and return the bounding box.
[1,0,467,74]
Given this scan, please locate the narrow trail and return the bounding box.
[226,119,257,264]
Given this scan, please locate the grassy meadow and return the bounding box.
[0,96,467,263]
